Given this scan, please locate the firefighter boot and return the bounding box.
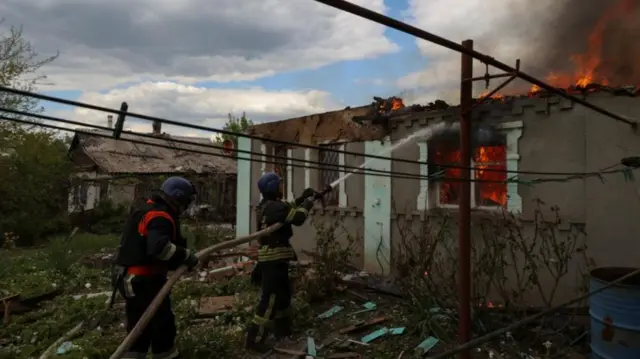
[245,323,272,353]
[274,316,292,340]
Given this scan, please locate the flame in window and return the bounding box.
[432,145,507,207]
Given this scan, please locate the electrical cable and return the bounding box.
[0,105,631,178]
[0,87,632,176]
[0,85,430,163]
[0,115,426,181]
[1,114,637,186]
[0,111,430,179]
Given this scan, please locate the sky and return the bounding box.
[1,0,561,137]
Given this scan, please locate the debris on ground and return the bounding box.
[415,336,439,355]
[1,227,592,359]
[1,290,62,323]
[318,306,344,319]
[196,296,238,316]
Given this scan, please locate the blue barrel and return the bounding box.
[590,267,640,359]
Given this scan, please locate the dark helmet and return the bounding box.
[160,176,196,208]
[257,172,281,195]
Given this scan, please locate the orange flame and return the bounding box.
[529,0,633,93]
[433,144,507,207]
[377,96,405,114]
[479,89,505,100]
[391,97,405,111]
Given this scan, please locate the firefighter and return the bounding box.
[114,176,199,359]
[245,171,316,353]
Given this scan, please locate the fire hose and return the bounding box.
[108,223,282,359]
[109,186,332,359]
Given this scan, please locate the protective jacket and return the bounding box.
[255,195,313,262]
[115,195,190,274]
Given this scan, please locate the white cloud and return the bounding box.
[354,78,385,86]
[397,0,568,103]
[1,0,399,91]
[45,82,341,137]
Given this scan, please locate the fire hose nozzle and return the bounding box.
[312,185,333,208]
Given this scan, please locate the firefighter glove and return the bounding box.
[184,251,199,271]
[301,187,315,199]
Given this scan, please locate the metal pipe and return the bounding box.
[312,0,637,128]
[463,73,513,83]
[458,39,474,359]
[430,267,640,359]
[474,75,517,106]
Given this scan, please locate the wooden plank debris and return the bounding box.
[196,296,237,316]
[339,316,388,334]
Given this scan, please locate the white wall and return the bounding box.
[67,171,102,213]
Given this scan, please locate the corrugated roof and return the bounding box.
[72,130,237,174]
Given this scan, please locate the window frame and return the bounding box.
[272,144,288,197]
[318,142,342,206]
[432,143,508,211]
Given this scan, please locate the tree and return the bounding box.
[215,112,253,146]
[0,23,58,124]
[0,23,67,246]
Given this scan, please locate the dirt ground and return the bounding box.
[0,231,590,359]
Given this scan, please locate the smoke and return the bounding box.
[398,0,640,104]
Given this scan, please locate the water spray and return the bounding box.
[328,120,461,188]
[310,119,501,205]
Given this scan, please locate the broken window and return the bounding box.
[73,182,89,208]
[319,143,341,206]
[196,179,218,205]
[429,136,507,208]
[99,180,109,201]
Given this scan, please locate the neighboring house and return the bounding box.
[236,90,640,303]
[68,119,237,223]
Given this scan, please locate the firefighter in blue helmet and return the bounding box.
[114,176,199,359]
[245,172,316,353]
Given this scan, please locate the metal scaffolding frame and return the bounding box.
[312,1,638,358]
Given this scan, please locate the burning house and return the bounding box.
[236,86,640,304]
[234,0,640,305]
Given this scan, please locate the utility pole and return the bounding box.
[458,39,474,359]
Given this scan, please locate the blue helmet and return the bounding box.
[160,176,196,207]
[257,172,281,195]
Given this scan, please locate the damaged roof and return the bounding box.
[248,105,388,145]
[69,130,237,174]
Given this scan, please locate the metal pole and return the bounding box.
[458,39,473,359]
[312,0,636,128]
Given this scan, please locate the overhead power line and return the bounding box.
[0,85,432,163]
[0,115,425,181]
[1,114,637,186]
[0,104,632,178]
[0,112,427,179]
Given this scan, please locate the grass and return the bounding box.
[0,228,376,359]
[0,227,515,359]
[0,231,255,359]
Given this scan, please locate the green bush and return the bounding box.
[88,199,130,235]
[0,129,71,246]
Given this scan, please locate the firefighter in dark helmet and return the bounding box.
[114,176,199,359]
[245,171,316,352]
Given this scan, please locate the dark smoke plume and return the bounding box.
[399,0,640,104]
[508,0,640,85]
